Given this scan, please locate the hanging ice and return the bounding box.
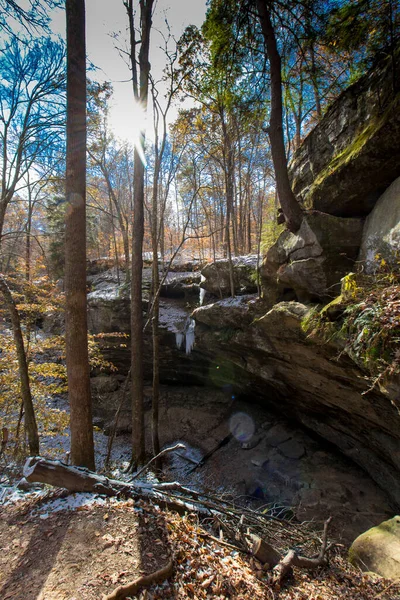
[175,332,184,350]
[199,274,206,306]
[185,319,195,355]
[175,317,196,355]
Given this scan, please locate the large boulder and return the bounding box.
[289,49,400,217]
[160,271,201,300]
[261,212,364,303]
[87,286,131,334]
[201,255,258,298]
[349,516,400,579]
[359,176,400,273]
[194,294,259,328]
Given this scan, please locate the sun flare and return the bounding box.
[109,97,148,164]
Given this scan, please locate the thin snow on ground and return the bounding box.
[0,391,134,508]
[35,492,122,518]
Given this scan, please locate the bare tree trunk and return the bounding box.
[151,230,160,460]
[109,193,121,285]
[256,0,303,233]
[65,0,94,470]
[131,146,146,466]
[102,166,130,282]
[0,199,8,255]
[126,0,154,467]
[0,275,39,454]
[25,204,32,281]
[221,117,235,296]
[309,45,322,120]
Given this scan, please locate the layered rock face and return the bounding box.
[262,50,400,303]
[192,298,400,508]
[289,50,400,217]
[261,212,364,302]
[86,261,210,385]
[200,255,259,297]
[91,379,393,540]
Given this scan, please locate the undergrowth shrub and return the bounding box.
[302,256,400,391]
[0,270,115,458]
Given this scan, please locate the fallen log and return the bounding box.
[23,456,130,496]
[23,456,213,516]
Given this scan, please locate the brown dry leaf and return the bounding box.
[201,575,216,588]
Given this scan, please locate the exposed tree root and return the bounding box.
[103,559,174,600]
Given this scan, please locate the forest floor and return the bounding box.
[1,486,400,600]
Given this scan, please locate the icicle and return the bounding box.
[185,319,196,355]
[199,275,206,306]
[175,332,184,350]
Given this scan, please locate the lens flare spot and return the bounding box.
[229,412,255,443]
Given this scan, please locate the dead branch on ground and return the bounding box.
[271,516,332,585]
[129,443,186,481]
[23,456,334,587]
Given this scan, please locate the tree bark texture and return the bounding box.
[127,0,154,467]
[256,0,303,233]
[65,0,95,470]
[131,147,146,465]
[221,115,236,297]
[151,167,161,460]
[0,275,39,454]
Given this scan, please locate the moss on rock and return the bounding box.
[349,516,400,580]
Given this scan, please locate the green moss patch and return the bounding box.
[306,93,400,206]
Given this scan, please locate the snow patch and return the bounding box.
[35,492,117,515]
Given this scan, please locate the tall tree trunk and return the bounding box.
[102,167,130,282]
[0,199,8,254]
[109,193,121,285]
[131,146,146,465]
[127,0,154,467]
[309,44,322,120]
[65,0,95,470]
[151,202,160,460]
[221,117,235,296]
[256,0,303,233]
[0,275,39,455]
[25,204,32,282]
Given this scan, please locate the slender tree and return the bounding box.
[126,0,154,467]
[65,0,94,469]
[0,274,39,455]
[255,0,303,233]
